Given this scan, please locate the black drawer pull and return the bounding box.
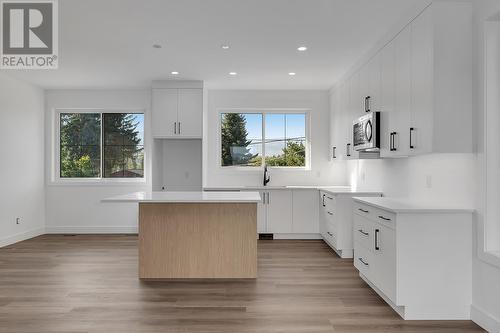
[327,232,333,237]
[375,229,380,251]
[327,211,333,216]
[358,258,369,266]
[378,215,391,221]
[358,208,369,213]
[358,229,369,236]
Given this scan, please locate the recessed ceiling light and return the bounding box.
[288,72,296,76]
[221,45,230,50]
[297,46,307,51]
[152,44,162,49]
[171,71,179,75]
[229,72,237,76]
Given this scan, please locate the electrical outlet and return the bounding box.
[425,175,432,189]
[15,217,21,225]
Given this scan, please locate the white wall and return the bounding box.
[44,89,151,233]
[152,139,202,191]
[0,73,45,246]
[204,90,347,187]
[347,154,475,207]
[471,1,500,332]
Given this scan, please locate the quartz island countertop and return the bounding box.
[102,191,262,203]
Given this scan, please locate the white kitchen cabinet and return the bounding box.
[292,190,319,234]
[346,76,359,160]
[266,190,293,233]
[380,25,411,157]
[409,7,433,155]
[152,89,178,138]
[319,190,382,258]
[367,53,382,113]
[152,88,203,139]
[177,89,203,138]
[352,198,472,320]
[328,90,340,160]
[330,2,472,159]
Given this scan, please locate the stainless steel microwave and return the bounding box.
[353,112,380,151]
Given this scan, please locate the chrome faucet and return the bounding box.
[263,165,270,186]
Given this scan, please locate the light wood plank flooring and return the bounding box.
[0,235,483,333]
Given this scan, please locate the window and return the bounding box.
[59,112,144,178]
[220,112,307,168]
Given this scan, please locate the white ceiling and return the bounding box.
[6,0,427,90]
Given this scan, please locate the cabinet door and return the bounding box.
[367,53,382,112]
[266,190,292,233]
[410,8,433,155]
[257,191,267,233]
[393,26,412,156]
[372,224,397,302]
[177,89,203,138]
[347,77,359,159]
[292,190,319,233]
[152,89,178,138]
[329,90,338,161]
[379,39,396,157]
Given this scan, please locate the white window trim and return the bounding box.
[216,108,312,171]
[50,108,147,185]
[479,20,500,269]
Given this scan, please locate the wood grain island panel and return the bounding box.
[139,202,257,279]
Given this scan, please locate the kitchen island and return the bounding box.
[103,191,261,279]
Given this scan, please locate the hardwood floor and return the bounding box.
[0,235,483,333]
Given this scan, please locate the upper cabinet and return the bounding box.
[330,2,472,159]
[152,82,203,138]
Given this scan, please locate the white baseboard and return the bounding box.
[272,233,322,240]
[471,304,500,333]
[45,226,138,234]
[0,227,45,248]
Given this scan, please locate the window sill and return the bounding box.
[478,249,500,269]
[48,179,148,187]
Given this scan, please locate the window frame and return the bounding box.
[217,108,311,171]
[53,108,147,185]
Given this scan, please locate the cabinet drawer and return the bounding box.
[354,243,373,278]
[323,227,337,249]
[353,201,396,229]
[353,214,375,251]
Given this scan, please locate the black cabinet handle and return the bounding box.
[410,127,415,149]
[174,122,177,134]
[358,229,369,236]
[358,208,369,213]
[392,132,397,151]
[322,194,325,207]
[378,215,391,221]
[358,258,369,266]
[346,143,351,157]
[375,229,380,250]
[332,146,336,159]
[327,231,333,237]
[365,96,371,113]
[327,211,333,216]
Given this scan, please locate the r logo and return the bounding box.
[2,2,53,54]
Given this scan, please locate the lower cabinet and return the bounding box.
[352,199,473,320]
[319,191,382,258]
[246,189,319,237]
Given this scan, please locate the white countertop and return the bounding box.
[353,197,474,214]
[102,191,262,203]
[203,185,382,196]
